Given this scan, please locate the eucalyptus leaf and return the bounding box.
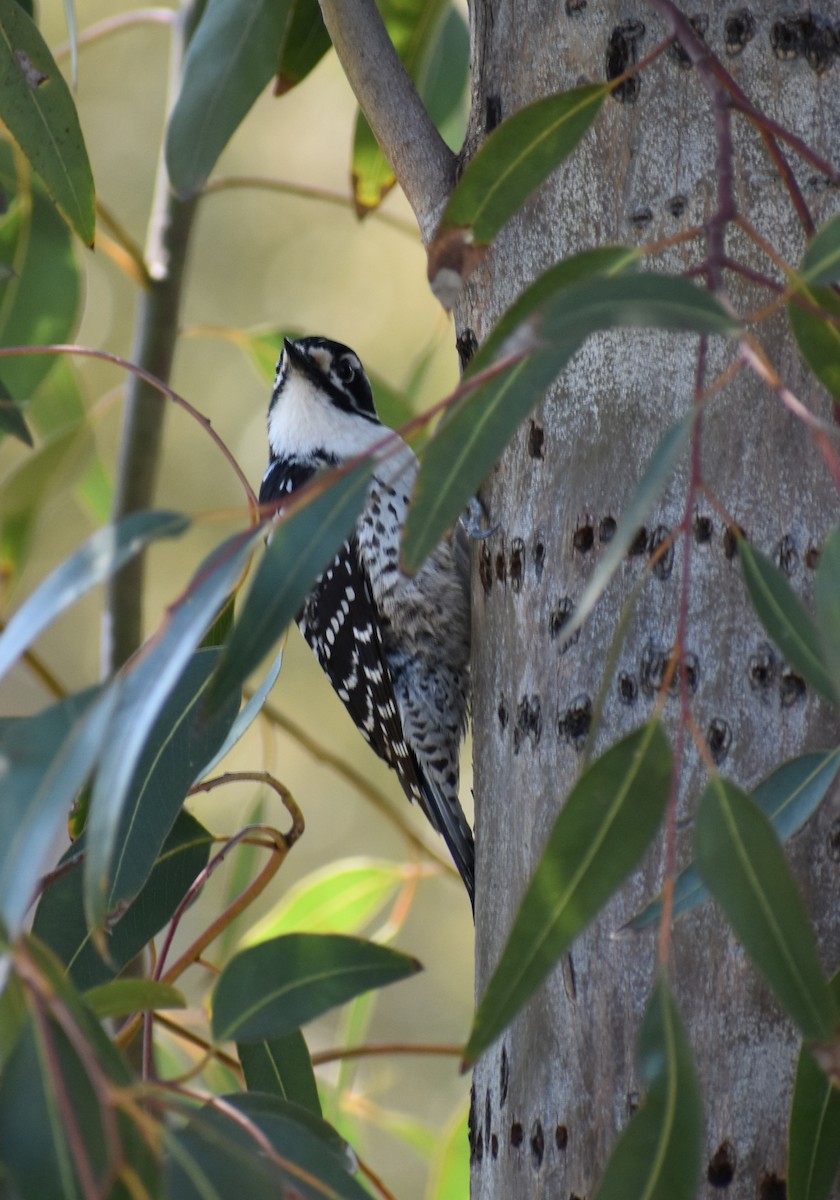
[275,0,330,94]
[695,778,837,1041]
[0,511,190,681]
[84,524,262,935]
[815,525,840,696]
[238,1031,321,1116]
[212,933,420,1043]
[799,211,840,285]
[0,0,94,242]
[83,979,185,1020]
[787,973,840,1200]
[627,748,840,932]
[789,286,840,402]
[593,977,703,1200]
[738,538,838,704]
[166,0,294,197]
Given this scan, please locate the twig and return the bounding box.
[317,0,456,243]
[311,1041,462,1066]
[106,0,203,673]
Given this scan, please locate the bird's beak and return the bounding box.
[283,337,305,370]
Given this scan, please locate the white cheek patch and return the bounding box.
[269,370,388,460]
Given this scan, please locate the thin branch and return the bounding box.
[317,0,456,243]
[311,1041,462,1066]
[106,0,204,673]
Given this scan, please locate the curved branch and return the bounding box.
[318,0,456,243]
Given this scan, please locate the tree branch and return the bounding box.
[317,0,456,243]
[104,0,203,673]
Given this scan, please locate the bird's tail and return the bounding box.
[422,777,475,914]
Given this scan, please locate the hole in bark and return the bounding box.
[555,1124,568,1150]
[618,671,638,705]
[498,696,509,730]
[606,20,645,102]
[559,695,592,748]
[649,524,674,579]
[510,1122,524,1148]
[771,14,837,73]
[805,542,821,569]
[640,641,668,695]
[534,532,546,581]
[780,670,807,707]
[549,596,578,649]
[707,718,732,765]
[671,12,708,67]
[628,526,648,556]
[677,651,700,693]
[573,521,595,553]
[667,193,688,218]
[469,1083,477,1160]
[599,515,617,543]
[514,694,542,753]
[723,523,745,559]
[629,205,653,229]
[827,818,840,862]
[491,1134,498,1158]
[775,533,799,577]
[510,537,525,593]
[565,0,587,13]
[485,94,502,132]
[530,1120,545,1167]
[749,643,777,694]
[757,1172,786,1200]
[479,542,493,596]
[528,419,545,459]
[456,328,478,370]
[724,8,756,56]
[485,1089,492,1147]
[707,1139,736,1187]
[475,1131,484,1162]
[500,1044,509,1107]
[693,513,714,543]
[495,550,507,583]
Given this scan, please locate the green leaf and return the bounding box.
[166,0,294,197]
[0,510,190,681]
[84,524,262,935]
[815,525,840,696]
[465,722,672,1064]
[238,1031,321,1116]
[789,286,840,402]
[208,461,372,710]
[275,0,330,93]
[628,749,840,932]
[351,0,459,213]
[32,810,213,989]
[103,648,239,915]
[0,686,116,937]
[83,979,185,1020]
[211,933,420,1043]
[165,1092,368,1200]
[243,857,410,941]
[439,83,607,245]
[404,263,735,572]
[418,6,469,150]
[695,778,837,1041]
[593,977,703,1200]
[0,939,159,1200]
[738,538,838,704]
[0,386,32,444]
[0,0,94,242]
[403,246,638,570]
[197,643,284,781]
[0,165,81,398]
[788,973,840,1200]
[800,212,840,285]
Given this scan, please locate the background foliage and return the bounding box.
[1,1,839,1198]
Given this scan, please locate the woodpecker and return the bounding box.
[260,336,474,906]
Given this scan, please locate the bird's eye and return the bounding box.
[336,358,356,384]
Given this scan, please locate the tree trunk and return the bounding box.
[462,3,840,1197]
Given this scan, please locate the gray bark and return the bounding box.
[462,3,840,1198]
